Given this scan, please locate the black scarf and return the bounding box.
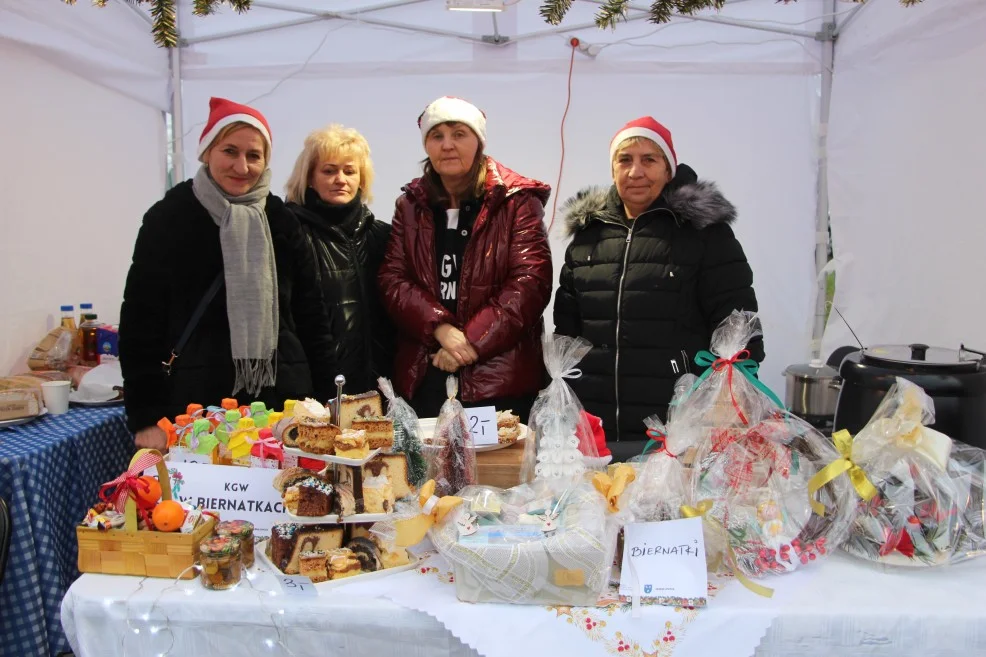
[302,188,365,237]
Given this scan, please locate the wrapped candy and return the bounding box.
[426,376,477,497]
[838,378,986,567]
[522,333,600,487]
[671,311,855,581]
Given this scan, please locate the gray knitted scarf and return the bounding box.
[192,165,279,396]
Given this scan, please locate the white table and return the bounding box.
[61,553,986,657]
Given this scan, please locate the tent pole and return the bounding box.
[812,0,837,359]
[170,39,185,184]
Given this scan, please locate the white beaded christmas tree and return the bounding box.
[534,414,586,479]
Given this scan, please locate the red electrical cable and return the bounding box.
[547,40,578,234]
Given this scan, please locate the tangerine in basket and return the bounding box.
[151,500,186,532]
[135,476,162,509]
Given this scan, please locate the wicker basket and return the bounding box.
[77,448,216,579]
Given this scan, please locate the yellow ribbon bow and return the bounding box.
[591,464,636,513]
[679,499,774,598]
[807,430,878,516]
[394,479,464,547]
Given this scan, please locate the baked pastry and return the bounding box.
[295,398,341,454]
[373,453,414,499]
[498,426,521,444]
[362,469,395,514]
[299,550,328,583]
[347,537,383,572]
[334,429,369,459]
[268,523,344,574]
[0,388,42,421]
[283,477,333,517]
[333,481,360,517]
[272,467,319,493]
[326,548,362,580]
[337,391,383,429]
[351,416,394,451]
[281,422,301,448]
[496,409,520,429]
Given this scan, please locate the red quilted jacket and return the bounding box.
[378,158,553,403]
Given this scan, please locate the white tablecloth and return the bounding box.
[61,552,986,657]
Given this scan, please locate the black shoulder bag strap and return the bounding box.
[162,272,224,375]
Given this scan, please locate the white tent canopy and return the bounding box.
[1,0,984,398]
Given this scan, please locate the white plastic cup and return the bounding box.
[41,381,71,415]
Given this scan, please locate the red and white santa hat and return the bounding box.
[198,97,273,159]
[418,96,487,147]
[610,116,676,178]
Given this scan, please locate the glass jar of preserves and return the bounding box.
[216,519,255,568]
[199,536,242,590]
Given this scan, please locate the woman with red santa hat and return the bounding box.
[378,96,553,420]
[554,116,763,460]
[120,97,335,450]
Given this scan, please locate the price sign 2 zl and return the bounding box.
[463,405,498,446]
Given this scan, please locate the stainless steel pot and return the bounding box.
[784,359,842,419]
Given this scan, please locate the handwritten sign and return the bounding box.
[619,517,708,606]
[463,405,497,446]
[143,461,287,538]
[167,447,211,465]
[278,574,318,597]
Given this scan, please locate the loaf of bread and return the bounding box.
[0,388,42,421]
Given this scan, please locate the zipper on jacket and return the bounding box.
[350,233,375,380]
[607,206,667,442]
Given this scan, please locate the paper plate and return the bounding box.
[282,446,381,466]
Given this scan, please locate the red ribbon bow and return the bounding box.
[249,434,283,462]
[712,349,751,425]
[98,451,163,513]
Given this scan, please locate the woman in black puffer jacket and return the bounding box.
[554,116,763,460]
[284,125,395,393]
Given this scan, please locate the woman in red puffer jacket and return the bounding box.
[378,96,552,421]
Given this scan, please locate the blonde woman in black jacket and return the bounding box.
[284,125,395,392]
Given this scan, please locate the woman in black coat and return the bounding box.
[554,116,763,460]
[120,98,336,450]
[283,125,395,393]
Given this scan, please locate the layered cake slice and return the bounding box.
[326,548,362,580]
[337,391,383,429]
[334,429,369,459]
[295,398,341,454]
[283,477,333,517]
[375,453,414,500]
[351,416,394,451]
[268,523,344,574]
[362,464,395,514]
[299,550,328,583]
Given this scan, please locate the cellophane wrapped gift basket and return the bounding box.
[838,377,986,567]
[667,311,856,581]
[394,333,630,606]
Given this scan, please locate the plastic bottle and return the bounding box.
[78,303,94,328]
[79,313,101,365]
[60,305,77,332]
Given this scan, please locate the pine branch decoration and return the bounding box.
[540,0,924,27]
[65,0,253,48]
[539,0,573,26]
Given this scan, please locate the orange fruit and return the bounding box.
[135,476,162,510]
[151,500,186,532]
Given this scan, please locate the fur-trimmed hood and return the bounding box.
[563,163,736,236]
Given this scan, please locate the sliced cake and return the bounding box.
[268,523,343,574]
[326,548,362,580]
[283,477,333,517]
[334,429,369,459]
[299,550,328,583]
[346,537,383,572]
[351,415,394,451]
[336,391,383,429]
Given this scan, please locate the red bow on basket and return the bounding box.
[711,349,752,425]
[98,451,163,513]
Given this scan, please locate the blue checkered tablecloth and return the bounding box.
[0,406,134,657]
